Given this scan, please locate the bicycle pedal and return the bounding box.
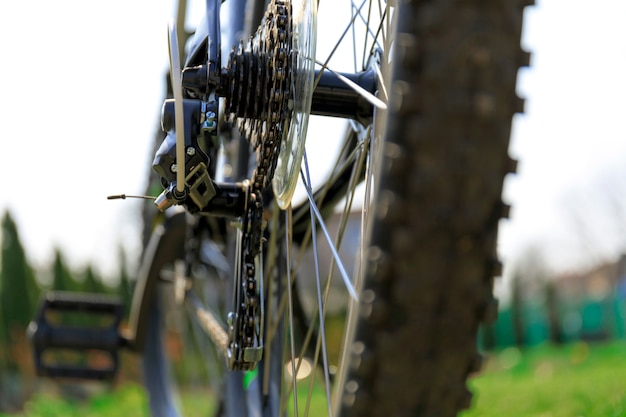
[28,291,128,381]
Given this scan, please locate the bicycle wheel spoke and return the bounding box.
[378,0,386,46]
[186,291,229,358]
[314,0,368,90]
[187,307,219,389]
[279,119,369,374]
[300,164,359,301]
[300,132,370,411]
[365,7,388,64]
[358,0,382,69]
[284,207,300,417]
[295,127,368,412]
[301,150,334,417]
[350,2,357,72]
[373,62,388,102]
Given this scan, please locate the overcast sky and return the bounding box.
[1,0,626,282]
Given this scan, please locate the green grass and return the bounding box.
[3,384,216,417]
[6,342,626,416]
[7,384,149,417]
[461,341,626,417]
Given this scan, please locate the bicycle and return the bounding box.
[28,0,532,416]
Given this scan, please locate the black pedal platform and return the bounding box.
[28,291,129,381]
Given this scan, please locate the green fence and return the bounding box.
[481,295,626,350]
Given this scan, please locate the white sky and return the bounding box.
[0,0,170,278]
[501,0,626,273]
[1,0,626,281]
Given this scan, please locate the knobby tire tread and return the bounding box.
[340,1,530,416]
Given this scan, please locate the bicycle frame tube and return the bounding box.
[206,0,221,86]
[185,0,222,75]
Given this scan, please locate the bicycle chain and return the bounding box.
[223,0,292,370]
[225,0,292,192]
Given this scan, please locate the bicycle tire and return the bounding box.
[333,1,531,416]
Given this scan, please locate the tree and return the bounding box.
[0,211,38,343]
[82,264,104,294]
[545,279,563,344]
[51,247,79,292]
[509,244,560,347]
[510,270,525,347]
[117,245,133,319]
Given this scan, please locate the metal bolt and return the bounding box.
[186,147,196,156]
[170,163,178,173]
[202,111,217,132]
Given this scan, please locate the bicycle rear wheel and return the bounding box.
[140,0,531,416]
[258,1,531,417]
